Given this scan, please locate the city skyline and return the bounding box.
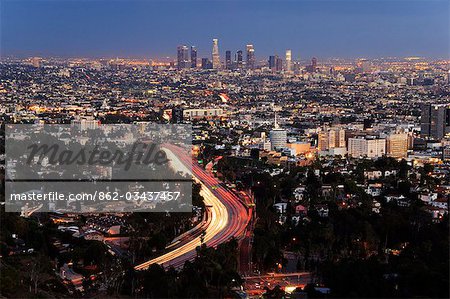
[1,0,449,59]
[0,1,449,298]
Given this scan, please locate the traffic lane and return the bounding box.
[135,145,250,270]
[135,179,229,270]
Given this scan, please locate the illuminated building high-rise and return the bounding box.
[225,50,232,69]
[318,126,346,151]
[285,50,292,72]
[246,44,255,69]
[236,50,243,69]
[386,132,408,158]
[212,39,221,69]
[177,45,189,69]
[190,46,197,68]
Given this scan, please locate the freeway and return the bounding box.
[135,145,251,270]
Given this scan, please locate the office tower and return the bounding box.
[190,46,197,68]
[276,57,283,72]
[269,55,277,70]
[212,39,221,69]
[201,58,212,69]
[270,115,287,150]
[236,50,243,68]
[285,50,292,72]
[225,50,232,69]
[177,45,189,69]
[386,132,408,158]
[246,44,255,69]
[270,129,287,150]
[421,104,450,139]
[318,127,346,151]
[348,137,386,158]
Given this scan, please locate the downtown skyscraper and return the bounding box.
[190,46,197,68]
[246,44,255,69]
[212,39,221,69]
[285,50,292,72]
[236,50,243,69]
[269,55,277,70]
[177,45,189,69]
[269,55,283,72]
[225,50,232,69]
[420,104,450,139]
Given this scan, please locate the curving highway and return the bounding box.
[134,145,251,270]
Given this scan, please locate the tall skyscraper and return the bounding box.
[190,46,197,68]
[236,50,243,69]
[420,104,450,139]
[285,50,292,72]
[234,50,244,69]
[276,57,283,72]
[246,44,255,69]
[225,50,232,69]
[177,45,189,69]
[269,55,277,70]
[212,39,221,69]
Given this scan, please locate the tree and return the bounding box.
[305,168,321,204]
[142,264,171,298]
[29,253,52,294]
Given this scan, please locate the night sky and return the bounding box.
[1,0,449,59]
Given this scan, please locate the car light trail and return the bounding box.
[134,145,250,270]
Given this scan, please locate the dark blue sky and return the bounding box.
[1,0,449,59]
